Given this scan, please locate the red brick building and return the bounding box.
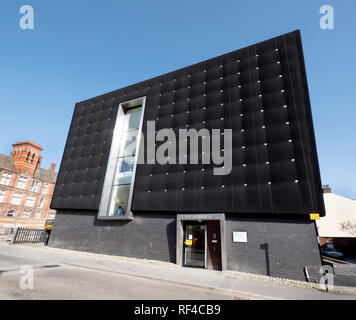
[0,141,57,233]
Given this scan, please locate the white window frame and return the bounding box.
[0,189,5,202]
[17,176,28,189]
[98,96,146,220]
[30,180,41,192]
[0,172,12,186]
[22,211,32,218]
[35,211,41,219]
[11,192,23,205]
[38,197,44,209]
[42,183,49,194]
[25,195,35,207]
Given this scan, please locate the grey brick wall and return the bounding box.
[49,211,322,281]
[225,216,322,280]
[48,211,177,262]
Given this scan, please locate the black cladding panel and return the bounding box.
[51,30,325,216]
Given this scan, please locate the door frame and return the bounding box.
[176,213,226,270]
[182,222,207,268]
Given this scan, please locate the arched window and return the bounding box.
[26,151,31,161]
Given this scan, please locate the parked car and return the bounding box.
[321,241,344,260]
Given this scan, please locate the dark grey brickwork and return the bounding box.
[48,211,177,262]
[225,215,322,280]
[49,211,322,281]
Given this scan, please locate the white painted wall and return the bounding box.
[317,193,356,238]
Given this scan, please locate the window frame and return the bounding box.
[42,183,49,194]
[17,176,28,189]
[0,189,6,202]
[25,195,35,207]
[38,197,44,208]
[11,192,23,205]
[97,96,146,220]
[30,180,41,192]
[0,172,12,186]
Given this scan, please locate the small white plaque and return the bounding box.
[188,235,193,240]
[233,231,247,243]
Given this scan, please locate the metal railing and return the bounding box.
[12,227,46,244]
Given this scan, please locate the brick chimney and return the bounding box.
[322,185,332,193]
[50,163,56,173]
[11,141,43,176]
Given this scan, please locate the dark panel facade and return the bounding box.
[48,211,321,281]
[51,30,325,217]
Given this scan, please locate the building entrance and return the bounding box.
[182,221,222,270]
[183,222,206,268]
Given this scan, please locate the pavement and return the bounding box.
[0,243,356,300]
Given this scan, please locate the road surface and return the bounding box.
[0,245,234,300]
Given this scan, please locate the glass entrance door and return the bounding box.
[184,223,206,268]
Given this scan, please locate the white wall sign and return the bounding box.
[233,231,247,243]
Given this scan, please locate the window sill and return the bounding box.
[96,214,134,221]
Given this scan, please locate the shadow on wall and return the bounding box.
[260,243,270,276]
[166,220,176,263]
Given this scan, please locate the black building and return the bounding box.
[49,30,325,281]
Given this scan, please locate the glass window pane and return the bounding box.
[118,130,138,157]
[113,157,134,185]
[118,157,134,173]
[108,185,130,216]
[126,107,142,131]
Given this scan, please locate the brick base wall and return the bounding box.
[48,210,322,281]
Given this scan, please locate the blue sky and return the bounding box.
[0,0,355,199]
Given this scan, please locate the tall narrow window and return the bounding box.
[98,97,146,219]
[0,190,6,202]
[42,184,49,194]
